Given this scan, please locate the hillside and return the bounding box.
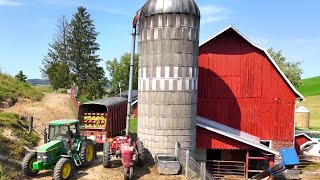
[0,73,43,106]
[298,76,320,97]
[298,95,320,129]
[0,112,39,179]
[27,78,49,86]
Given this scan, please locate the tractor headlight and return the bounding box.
[43,156,48,163]
[37,152,48,162]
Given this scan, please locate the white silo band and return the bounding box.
[143,67,146,78]
[165,66,170,78]
[152,79,156,90]
[156,66,161,78]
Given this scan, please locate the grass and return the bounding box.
[130,118,137,133]
[0,73,43,101]
[0,113,39,160]
[32,85,53,93]
[298,95,320,129]
[298,76,320,97]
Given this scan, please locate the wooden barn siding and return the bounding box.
[198,29,296,144]
[197,127,256,150]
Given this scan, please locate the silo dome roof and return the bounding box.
[139,0,200,19]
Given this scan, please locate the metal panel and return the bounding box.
[140,0,200,19]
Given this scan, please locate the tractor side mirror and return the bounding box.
[44,126,48,143]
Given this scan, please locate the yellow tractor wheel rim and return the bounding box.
[62,163,71,179]
[86,145,93,162]
[29,158,37,172]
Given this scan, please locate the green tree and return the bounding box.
[106,53,139,95]
[15,70,27,83]
[68,6,105,99]
[41,16,71,90]
[268,48,303,88]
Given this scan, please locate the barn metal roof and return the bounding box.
[82,97,127,110]
[139,0,201,19]
[197,116,279,155]
[200,25,304,100]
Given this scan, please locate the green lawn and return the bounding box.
[298,95,320,129]
[130,118,137,133]
[298,76,320,97]
[32,85,53,93]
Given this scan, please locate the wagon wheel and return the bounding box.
[103,141,111,168]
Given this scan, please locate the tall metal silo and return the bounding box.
[137,0,200,156]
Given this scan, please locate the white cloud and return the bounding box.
[0,0,22,6]
[199,5,229,24]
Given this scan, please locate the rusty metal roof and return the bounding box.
[139,0,200,19]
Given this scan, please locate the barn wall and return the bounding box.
[198,29,296,146]
[196,127,256,150]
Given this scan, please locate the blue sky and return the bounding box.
[0,0,319,79]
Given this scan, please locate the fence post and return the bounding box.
[29,115,33,133]
[201,162,206,180]
[186,150,189,179]
[175,142,179,157]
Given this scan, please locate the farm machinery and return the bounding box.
[77,11,144,180]
[22,119,95,180]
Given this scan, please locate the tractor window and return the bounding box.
[69,125,78,137]
[48,125,71,140]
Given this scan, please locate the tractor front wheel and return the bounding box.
[123,166,133,180]
[103,141,111,168]
[136,140,145,166]
[80,139,95,167]
[22,152,39,177]
[53,158,75,180]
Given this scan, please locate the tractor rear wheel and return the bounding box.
[136,140,145,166]
[80,139,95,167]
[22,152,39,177]
[53,158,75,180]
[103,141,111,168]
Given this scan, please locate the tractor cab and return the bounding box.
[22,119,95,180]
[47,119,80,143]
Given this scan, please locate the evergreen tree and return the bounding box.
[41,16,71,90]
[15,70,27,83]
[68,6,105,99]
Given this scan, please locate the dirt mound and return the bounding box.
[2,93,75,124]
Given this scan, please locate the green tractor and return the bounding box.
[22,119,95,180]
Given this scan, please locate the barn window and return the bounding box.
[260,140,272,148]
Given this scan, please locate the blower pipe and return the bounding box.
[125,11,140,136]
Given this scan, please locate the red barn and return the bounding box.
[196,26,303,178]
